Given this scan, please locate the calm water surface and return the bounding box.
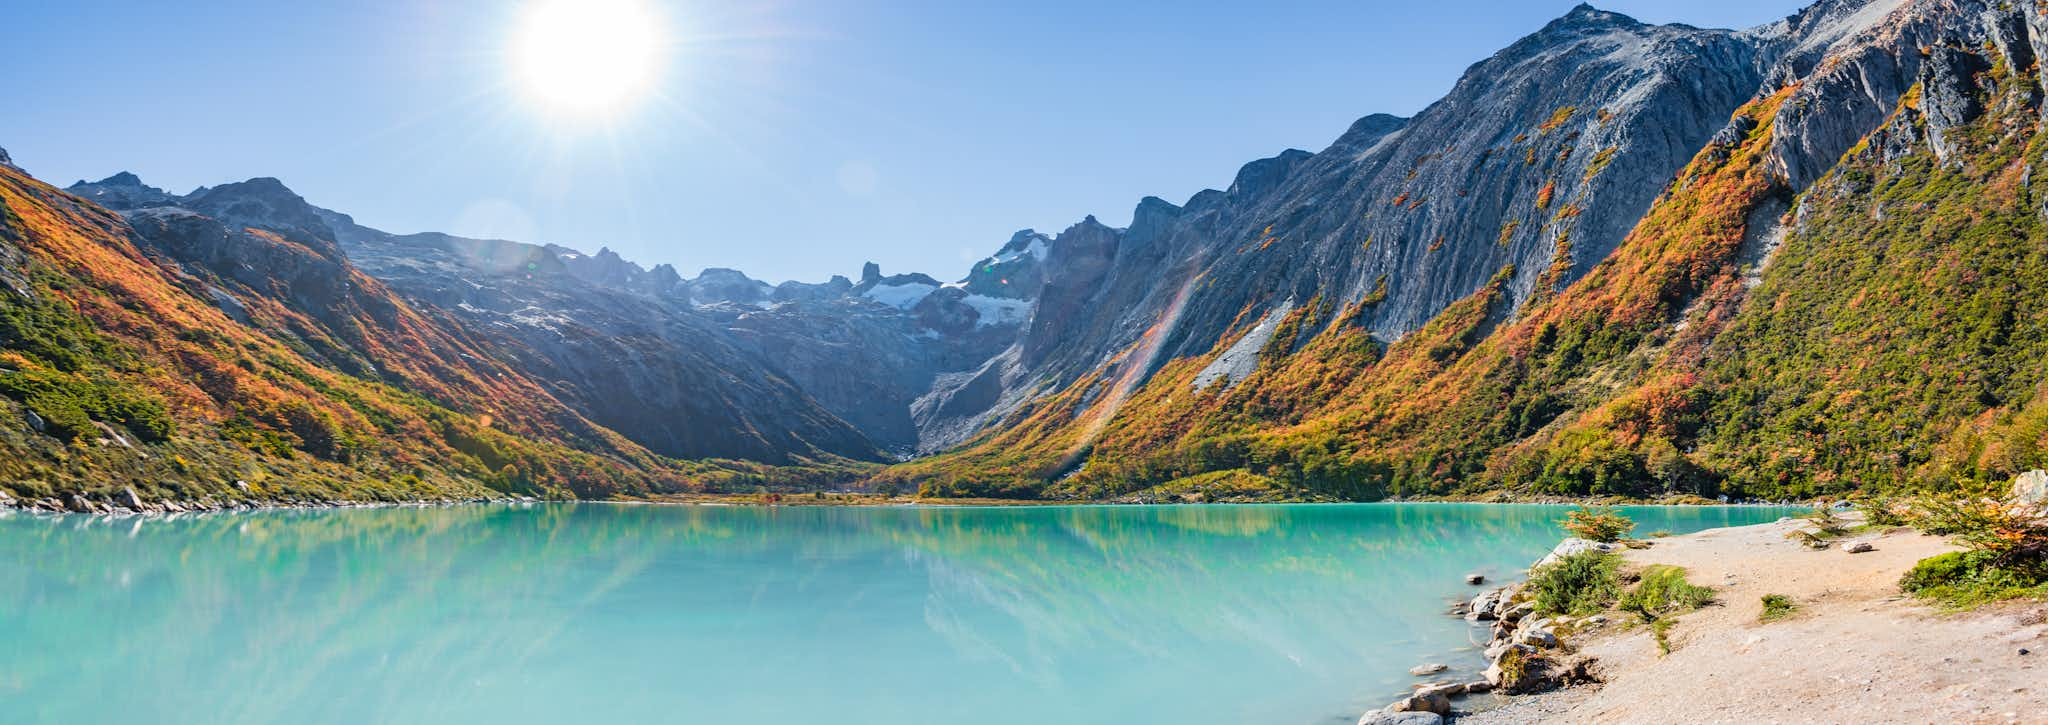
[0,503,1795,724]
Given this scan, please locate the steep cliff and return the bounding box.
[881,0,2048,502]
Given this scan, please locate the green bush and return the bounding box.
[1529,551,1620,616]
[0,368,173,443]
[1561,505,1635,542]
[1758,593,1796,622]
[1900,549,2048,609]
[1899,550,1981,593]
[1618,564,1714,623]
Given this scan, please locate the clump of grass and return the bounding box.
[1528,551,1621,616]
[1618,565,1715,622]
[1609,565,1714,656]
[1646,530,1674,538]
[1649,618,1676,654]
[1562,505,1635,543]
[1758,593,1797,622]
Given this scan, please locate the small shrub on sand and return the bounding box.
[1562,506,1635,543]
[1852,494,1909,527]
[1529,551,1620,616]
[1800,503,1850,535]
[1618,565,1714,622]
[1612,565,1713,656]
[1758,593,1796,622]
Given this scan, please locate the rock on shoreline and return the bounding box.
[1360,538,1610,724]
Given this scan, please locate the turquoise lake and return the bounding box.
[0,503,1795,724]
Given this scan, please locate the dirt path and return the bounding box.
[1462,517,2048,724]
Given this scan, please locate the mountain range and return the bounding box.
[4,0,2044,507]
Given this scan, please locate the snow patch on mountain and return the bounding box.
[863,282,937,309]
[961,294,1032,327]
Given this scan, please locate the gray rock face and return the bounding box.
[321,214,886,462]
[907,3,1784,448]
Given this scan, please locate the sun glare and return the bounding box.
[512,0,664,118]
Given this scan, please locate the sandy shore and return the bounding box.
[1462,517,2048,724]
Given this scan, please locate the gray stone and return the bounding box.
[1465,589,1502,621]
[1535,538,1621,568]
[1465,573,1486,585]
[1386,692,1451,715]
[1408,663,1448,676]
[1514,627,1560,648]
[1486,641,1534,664]
[1846,541,1874,553]
[119,488,144,510]
[1414,681,1466,699]
[1357,710,1443,725]
[2015,469,2048,509]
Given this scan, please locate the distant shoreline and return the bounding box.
[0,490,1807,516]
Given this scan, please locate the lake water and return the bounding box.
[0,502,1794,724]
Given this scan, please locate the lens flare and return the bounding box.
[512,0,664,118]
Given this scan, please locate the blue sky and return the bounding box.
[4,1,1799,283]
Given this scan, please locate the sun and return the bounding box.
[512,0,665,118]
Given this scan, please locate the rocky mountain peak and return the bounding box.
[1326,114,1409,154]
[683,267,772,306]
[0,146,13,171]
[1227,149,1313,198]
[861,261,882,285]
[99,171,146,187]
[181,177,341,258]
[66,172,177,211]
[1547,3,1639,32]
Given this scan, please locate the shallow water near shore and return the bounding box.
[0,502,1795,724]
